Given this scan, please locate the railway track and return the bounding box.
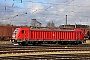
[0,44,90,54]
[0,53,90,60]
[0,45,90,54]
[0,41,90,60]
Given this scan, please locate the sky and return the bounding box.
[0,0,90,26]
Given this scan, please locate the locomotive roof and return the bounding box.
[16,27,82,32]
[30,29,76,31]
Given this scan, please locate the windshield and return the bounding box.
[13,29,18,34]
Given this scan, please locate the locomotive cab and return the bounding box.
[10,28,20,43]
[10,28,29,44]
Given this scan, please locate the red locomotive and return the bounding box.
[11,27,86,45]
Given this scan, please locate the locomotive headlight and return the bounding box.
[12,36,15,38]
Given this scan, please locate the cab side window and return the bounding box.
[22,30,24,34]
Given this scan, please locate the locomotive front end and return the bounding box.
[10,28,20,43]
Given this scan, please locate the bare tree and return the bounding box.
[46,22,51,28]
[51,21,55,29]
[46,21,55,29]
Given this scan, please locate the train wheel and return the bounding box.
[32,42,41,46]
[79,41,82,44]
[32,43,41,46]
[32,43,36,46]
[72,42,78,45]
[18,42,28,46]
[61,42,68,45]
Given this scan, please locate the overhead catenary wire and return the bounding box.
[0,0,90,25]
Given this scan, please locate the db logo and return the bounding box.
[53,34,55,36]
